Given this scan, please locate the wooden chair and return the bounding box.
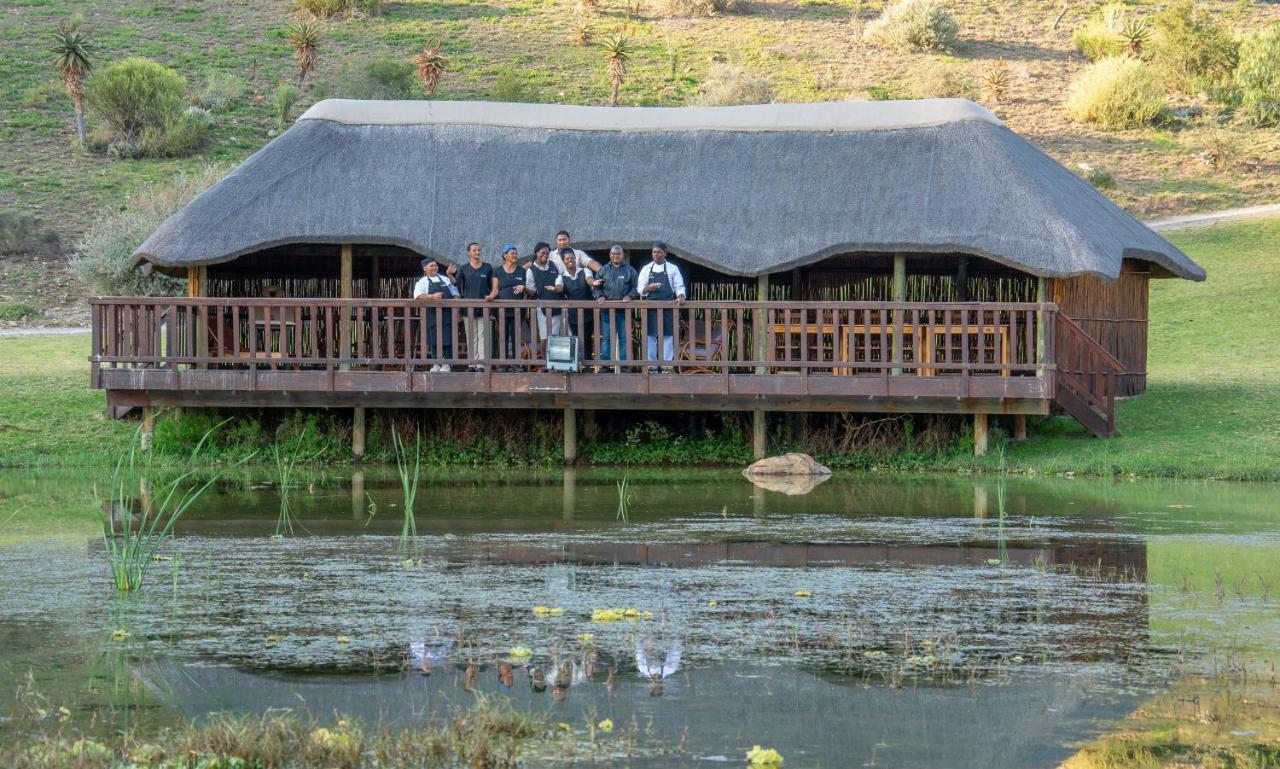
[678,320,724,374]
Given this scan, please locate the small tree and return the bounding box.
[1236,23,1280,126]
[284,19,323,87]
[410,41,448,95]
[600,31,633,107]
[1149,0,1237,95]
[49,19,94,145]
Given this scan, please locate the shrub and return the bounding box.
[86,57,185,143]
[0,302,42,322]
[0,212,61,255]
[71,165,227,296]
[273,82,300,129]
[862,0,958,53]
[658,0,733,18]
[140,107,210,157]
[295,0,382,18]
[866,84,905,100]
[1077,162,1115,190]
[692,63,774,105]
[908,60,975,99]
[196,71,246,111]
[334,56,419,100]
[1235,23,1280,126]
[491,68,532,102]
[1065,56,1163,129]
[1149,0,1237,95]
[1071,3,1124,62]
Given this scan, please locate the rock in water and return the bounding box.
[743,453,832,477]
[743,454,832,494]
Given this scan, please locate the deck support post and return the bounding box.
[563,407,577,465]
[582,409,597,443]
[352,406,365,459]
[891,253,906,376]
[973,412,989,456]
[562,467,577,522]
[752,409,767,460]
[973,483,989,519]
[1036,277,1047,377]
[340,245,353,371]
[141,406,155,451]
[1014,414,1028,442]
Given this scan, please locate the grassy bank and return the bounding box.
[0,218,1277,479]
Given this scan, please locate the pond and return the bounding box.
[1,468,1278,767]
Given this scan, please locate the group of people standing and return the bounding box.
[412,231,688,370]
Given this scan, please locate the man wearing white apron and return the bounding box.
[637,242,686,368]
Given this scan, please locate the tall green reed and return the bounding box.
[391,428,421,539]
[96,422,235,593]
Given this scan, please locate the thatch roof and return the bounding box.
[133,99,1203,281]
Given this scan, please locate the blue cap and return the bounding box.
[502,243,517,254]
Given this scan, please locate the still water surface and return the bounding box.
[1,469,1278,767]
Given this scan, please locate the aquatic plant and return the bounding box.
[96,423,229,593]
[616,476,631,522]
[747,745,784,766]
[391,428,422,540]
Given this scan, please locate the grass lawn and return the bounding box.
[0,217,1277,478]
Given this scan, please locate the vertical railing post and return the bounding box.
[188,266,207,369]
[1036,277,1048,377]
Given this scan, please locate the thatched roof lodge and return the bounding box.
[97,99,1207,457]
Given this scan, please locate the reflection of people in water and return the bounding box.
[530,666,547,693]
[636,637,682,680]
[498,661,515,691]
[409,637,456,675]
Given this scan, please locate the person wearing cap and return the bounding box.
[495,243,529,371]
[594,245,639,369]
[637,242,686,368]
[454,242,499,371]
[555,248,597,363]
[413,257,459,371]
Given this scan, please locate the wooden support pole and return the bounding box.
[973,412,989,456]
[141,406,155,451]
[1036,277,1048,377]
[1014,414,1028,442]
[582,409,597,443]
[563,407,577,465]
[340,245,353,370]
[370,254,381,299]
[189,266,207,369]
[754,274,768,375]
[892,253,906,375]
[752,409,767,460]
[352,406,366,459]
[973,483,989,519]
[956,256,969,301]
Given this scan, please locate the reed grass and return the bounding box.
[391,428,421,539]
[95,423,227,593]
[616,476,631,522]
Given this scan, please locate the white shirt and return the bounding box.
[549,248,592,274]
[554,266,596,290]
[413,274,458,298]
[524,260,561,293]
[637,261,686,299]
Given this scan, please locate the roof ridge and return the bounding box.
[296,98,1003,133]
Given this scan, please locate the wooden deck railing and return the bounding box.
[90,298,1057,380]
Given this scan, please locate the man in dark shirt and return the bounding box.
[593,245,639,368]
[454,242,498,371]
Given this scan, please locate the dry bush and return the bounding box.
[863,0,958,53]
[1236,23,1280,126]
[908,60,975,99]
[1065,56,1163,129]
[71,165,227,296]
[692,63,774,105]
[1149,0,1237,95]
[658,0,734,18]
[1071,3,1125,62]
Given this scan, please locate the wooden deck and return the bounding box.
[89,298,1121,436]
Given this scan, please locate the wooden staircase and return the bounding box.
[1053,313,1124,437]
